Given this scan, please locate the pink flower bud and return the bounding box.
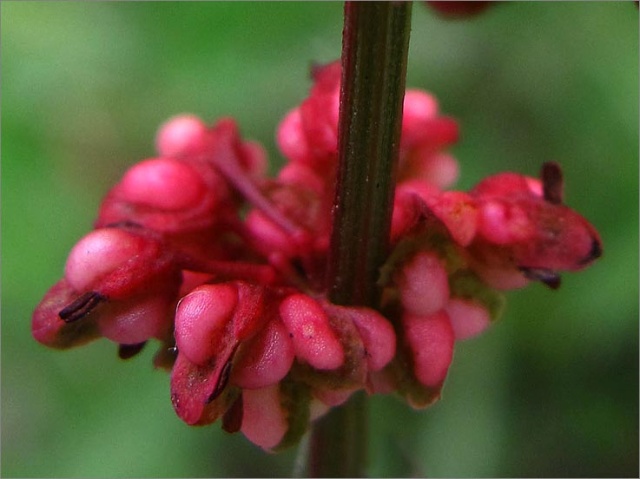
[231,317,295,389]
[241,385,288,450]
[476,199,534,245]
[174,284,238,365]
[155,114,208,158]
[397,252,450,317]
[401,90,439,147]
[426,190,478,246]
[446,298,491,340]
[404,90,439,120]
[117,158,209,211]
[402,311,455,388]
[391,181,440,241]
[35,227,181,347]
[347,307,396,372]
[65,229,147,292]
[277,108,312,164]
[468,165,602,287]
[279,294,345,370]
[299,64,340,159]
[96,159,228,234]
[414,117,460,151]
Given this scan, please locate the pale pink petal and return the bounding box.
[403,311,455,388]
[397,252,450,317]
[446,298,491,340]
[241,386,288,450]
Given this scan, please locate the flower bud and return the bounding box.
[231,317,295,389]
[446,298,491,340]
[402,310,455,388]
[174,284,238,366]
[155,114,209,158]
[396,251,450,317]
[279,294,345,371]
[240,385,288,450]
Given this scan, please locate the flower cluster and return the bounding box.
[32,61,601,450]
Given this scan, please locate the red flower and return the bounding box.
[32,60,602,450]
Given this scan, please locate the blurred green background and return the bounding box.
[2,2,637,477]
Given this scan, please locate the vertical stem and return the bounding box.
[307,2,412,477]
[328,1,412,308]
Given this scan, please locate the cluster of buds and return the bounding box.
[32,61,601,450]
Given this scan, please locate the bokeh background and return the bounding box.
[2,2,637,477]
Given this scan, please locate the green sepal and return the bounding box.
[273,378,312,452]
[288,304,367,391]
[385,340,443,409]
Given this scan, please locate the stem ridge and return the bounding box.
[308,2,413,477]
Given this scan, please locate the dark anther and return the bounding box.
[207,358,234,403]
[579,236,603,265]
[59,291,105,323]
[222,393,244,433]
[118,342,147,360]
[541,162,564,205]
[519,266,562,290]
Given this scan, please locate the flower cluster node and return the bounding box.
[33,60,602,450]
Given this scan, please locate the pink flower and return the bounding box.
[32,61,602,450]
[32,227,181,351]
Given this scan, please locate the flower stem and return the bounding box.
[327,1,412,308]
[307,2,412,477]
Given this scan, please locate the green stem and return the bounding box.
[327,1,413,307]
[307,2,412,477]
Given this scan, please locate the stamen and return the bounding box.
[210,136,306,238]
[519,267,561,290]
[58,291,105,323]
[207,357,234,403]
[118,342,147,360]
[222,393,243,433]
[541,162,564,205]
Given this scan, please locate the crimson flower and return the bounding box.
[32,61,602,450]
